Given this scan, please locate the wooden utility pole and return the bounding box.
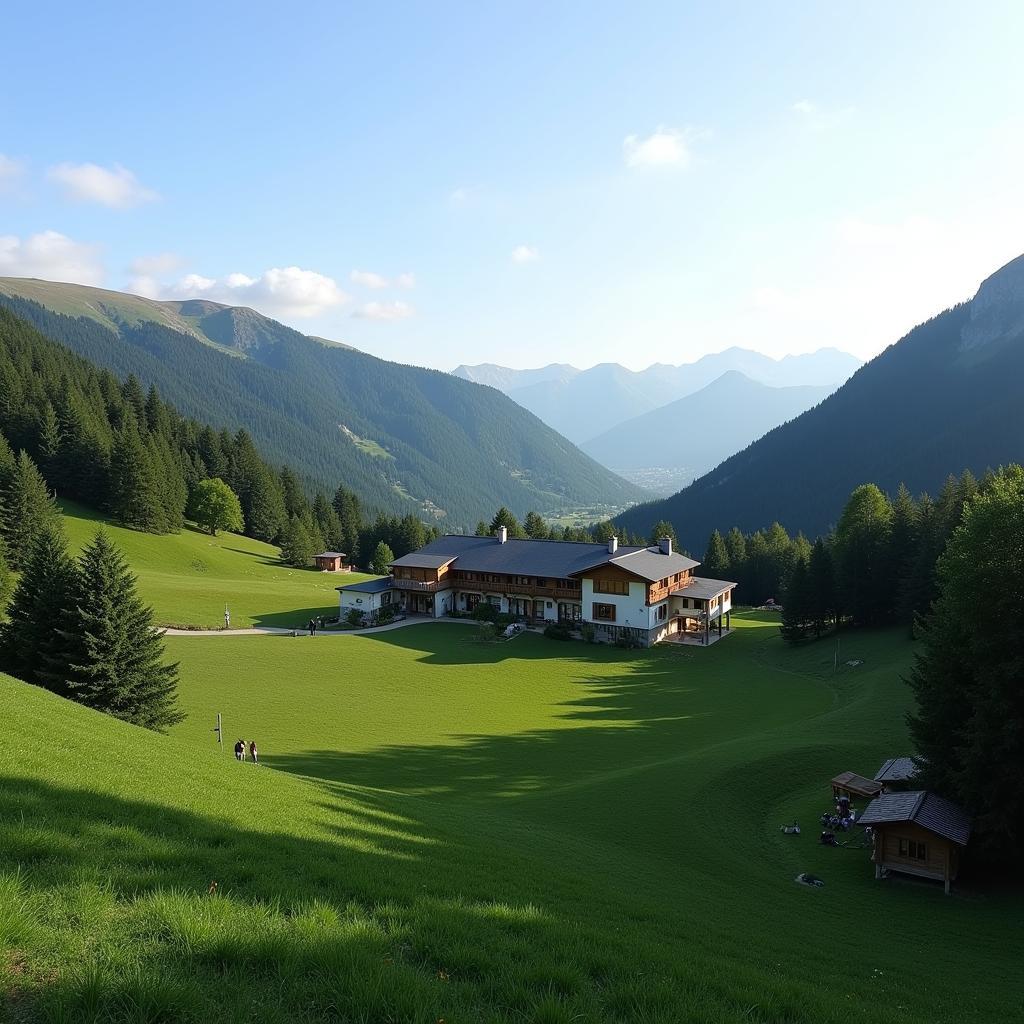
[213,712,223,752]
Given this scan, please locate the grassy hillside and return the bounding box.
[60,500,372,629]
[8,617,1017,1023]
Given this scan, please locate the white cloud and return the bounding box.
[511,244,540,264]
[0,154,26,193]
[396,272,416,289]
[167,266,349,317]
[792,99,817,115]
[623,127,689,168]
[351,300,414,321]
[0,230,104,285]
[48,162,158,208]
[350,269,389,289]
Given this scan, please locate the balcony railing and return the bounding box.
[391,578,442,592]
[391,576,581,600]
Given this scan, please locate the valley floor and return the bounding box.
[2,614,1022,1023]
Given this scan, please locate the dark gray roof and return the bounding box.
[385,534,649,579]
[337,577,394,594]
[603,546,700,582]
[314,551,347,559]
[874,757,920,783]
[676,576,738,600]
[858,791,972,846]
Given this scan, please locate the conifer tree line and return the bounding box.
[470,506,649,546]
[687,469,987,643]
[0,304,384,568]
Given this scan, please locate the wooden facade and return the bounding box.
[870,821,962,894]
[313,552,350,572]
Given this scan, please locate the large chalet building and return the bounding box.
[339,527,736,647]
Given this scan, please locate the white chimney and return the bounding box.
[658,536,672,556]
[498,525,508,544]
[608,536,618,554]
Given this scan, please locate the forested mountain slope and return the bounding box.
[616,253,1024,552]
[0,279,641,523]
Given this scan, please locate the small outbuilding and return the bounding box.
[314,552,351,572]
[874,756,920,792]
[338,576,395,623]
[858,790,971,894]
[830,771,883,802]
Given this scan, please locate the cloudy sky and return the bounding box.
[3,1,1024,370]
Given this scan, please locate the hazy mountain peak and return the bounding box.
[961,252,1024,351]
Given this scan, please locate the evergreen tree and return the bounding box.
[0,536,11,614]
[833,483,893,625]
[724,527,747,569]
[395,514,427,556]
[888,483,920,621]
[281,467,308,519]
[279,515,315,567]
[313,492,344,550]
[649,520,678,548]
[474,520,489,537]
[189,478,244,535]
[110,418,167,532]
[524,511,550,540]
[1,450,58,570]
[899,493,940,626]
[370,540,395,575]
[244,466,287,543]
[779,554,812,644]
[332,486,363,560]
[907,466,1024,863]
[490,507,523,538]
[807,538,836,638]
[64,530,183,731]
[37,401,63,483]
[702,529,730,578]
[0,523,79,693]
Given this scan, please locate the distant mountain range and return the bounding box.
[0,278,643,524]
[616,253,1024,553]
[453,348,861,444]
[581,372,833,495]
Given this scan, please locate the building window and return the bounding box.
[592,602,616,622]
[680,597,689,609]
[898,838,928,861]
[656,603,667,621]
[594,579,628,596]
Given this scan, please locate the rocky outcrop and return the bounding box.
[961,252,1024,350]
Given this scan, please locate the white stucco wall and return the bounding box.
[580,579,652,630]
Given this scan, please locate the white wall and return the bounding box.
[580,579,653,630]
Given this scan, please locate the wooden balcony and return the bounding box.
[391,578,442,592]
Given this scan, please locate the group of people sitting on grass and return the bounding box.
[234,738,259,763]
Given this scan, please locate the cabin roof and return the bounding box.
[874,756,920,784]
[337,577,393,594]
[597,546,701,582]
[831,771,883,798]
[858,791,972,846]
[314,551,347,559]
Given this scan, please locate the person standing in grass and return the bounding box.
[308,617,316,637]
[249,740,258,764]
[234,738,245,761]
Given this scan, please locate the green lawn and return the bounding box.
[2,614,1021,1022]
[59,500,375,628]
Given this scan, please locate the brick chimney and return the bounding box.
[658,536,672,556]
[498,525,508,544]
[608,536,618,554]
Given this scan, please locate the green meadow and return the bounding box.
[3,613,1022,1022]
[59,500,374,629]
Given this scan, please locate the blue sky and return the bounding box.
[3,1,1024,370]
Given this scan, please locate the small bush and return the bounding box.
[345,608,364,627]
[471,603,499,623]
[544,623,573,642]
[477,622,498,642]
[579,622,595,643]
[376,605,395,625]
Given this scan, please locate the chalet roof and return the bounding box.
[388,534,652,578]
[314,551,347,559]
[831,771,883,798]
[599,546,701,582]
[337,577,394,594]
[676,576,738,601]
[858,791,972,846]
[874,756,920,784]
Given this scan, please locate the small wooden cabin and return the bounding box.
[858,791,971,894]
[831,771,882,802]
[313,552,350,572]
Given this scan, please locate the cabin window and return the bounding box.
[594,579,628,596]
[898,838,928,861]
[656,604,667,621]
[592,602,616,622]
